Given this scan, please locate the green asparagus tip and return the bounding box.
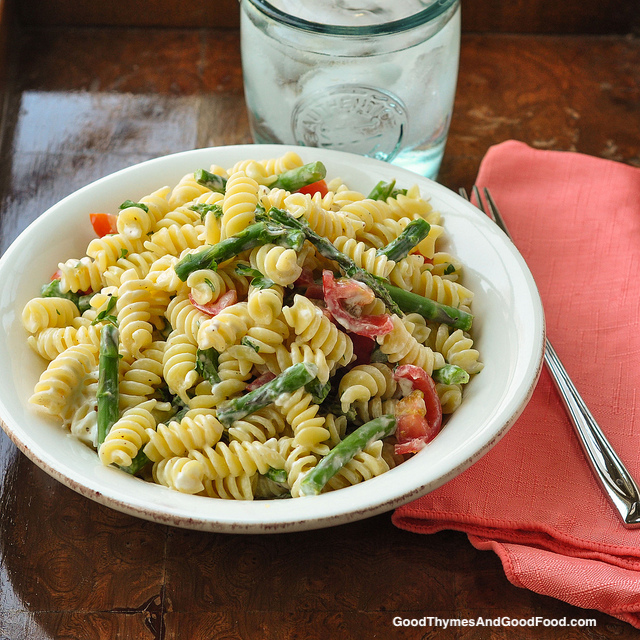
[433,364,470,385]
[195,168,227,194]
[270,161,327,192]
[299,415,397,496]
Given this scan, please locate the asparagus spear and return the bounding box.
[216,362,318,427]
[264,467,288,483]
[194,168,227,194]
[174,221,303,281]
[376,218,431,262]
[305,378,332,404]
[299,415,397,496]
[269,161,326,192]
[383,283,473,331]
[433,364,471,385]
[367,179,396,201]
[119,450,150,475]
[268,207,401,315]
[367,179,407,200]
[97,324,120,446]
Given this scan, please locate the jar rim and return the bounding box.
[243,0,459,36]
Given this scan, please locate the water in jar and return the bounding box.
[240,0,461,180]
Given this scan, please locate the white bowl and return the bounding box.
[0,144,545,533]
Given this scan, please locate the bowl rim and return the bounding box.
[0,143,546,533]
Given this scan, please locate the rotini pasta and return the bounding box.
[23,154,481,501]
[221,170,259,239]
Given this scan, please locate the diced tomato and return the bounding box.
[293,268,324,298]
[50,268,62,281]
[297,179,328,198]
[348,332,375,365]
[322,270,393,338]
[393,364,443,455]
[305,283,325,299]
[294,268,315,287]
[89,213,118,237]
[189,290,237,316]
[246,372,276,391]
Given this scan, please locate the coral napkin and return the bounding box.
[392,140,640,626]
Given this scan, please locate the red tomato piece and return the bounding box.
[393,364,443,454]
[293,268,315,287]
[297,179,328,197]
[246,372,276,391]
[89,213,118,237]
[305,283,325,299]
[189,290,237,316]
[322,270,393,338]
[50,268,62,281]
[293,268,324,298]
[348,332,375,366]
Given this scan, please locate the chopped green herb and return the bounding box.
[119,199,149,213]
[194,169,227,194]
[241,337,260,353]
[235,262,275,290]
[190,202,224,222]
[196,347,221,385]
[264,467,287,483]
[92,295,118,326]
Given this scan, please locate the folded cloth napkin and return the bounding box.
[393,140,640,627]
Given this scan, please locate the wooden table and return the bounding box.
[0,23,639,640]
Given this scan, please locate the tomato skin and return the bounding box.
[297,180,328,197]
[348,333,375,365]
[246,372,276,391]
[322,270,393,338]
[293,268,324,298]
[90,213,118,237]
[393,365,443,454]
[302,284,323,300]
[188,290,237,316]
[50,268,62,281]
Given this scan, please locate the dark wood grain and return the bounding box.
[12,0,640,35]
[0,23,639,640]
[439,34,640,190]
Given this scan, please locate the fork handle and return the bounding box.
[544,340,640,527]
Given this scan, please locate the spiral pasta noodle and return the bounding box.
[275,388,330,456]
[339,363,397,412]
[332,236,395,278]
[283,295,354,371]
[22,297,80,334]
[117,186,171,239]
[163,330,199,403]
[197,302,252,352]
[116,270,154,358]
[99,399,157,467]
[221,170,259,240]
[28,317,102,361]
[57,256,104,293]
[29,343,98,416]
[144,410,225,462]
[249,244,302,286]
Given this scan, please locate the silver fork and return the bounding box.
[460,185,640,527]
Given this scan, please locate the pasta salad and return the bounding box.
[22,151,482,499]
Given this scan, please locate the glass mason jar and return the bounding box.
[239,0,461,180]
